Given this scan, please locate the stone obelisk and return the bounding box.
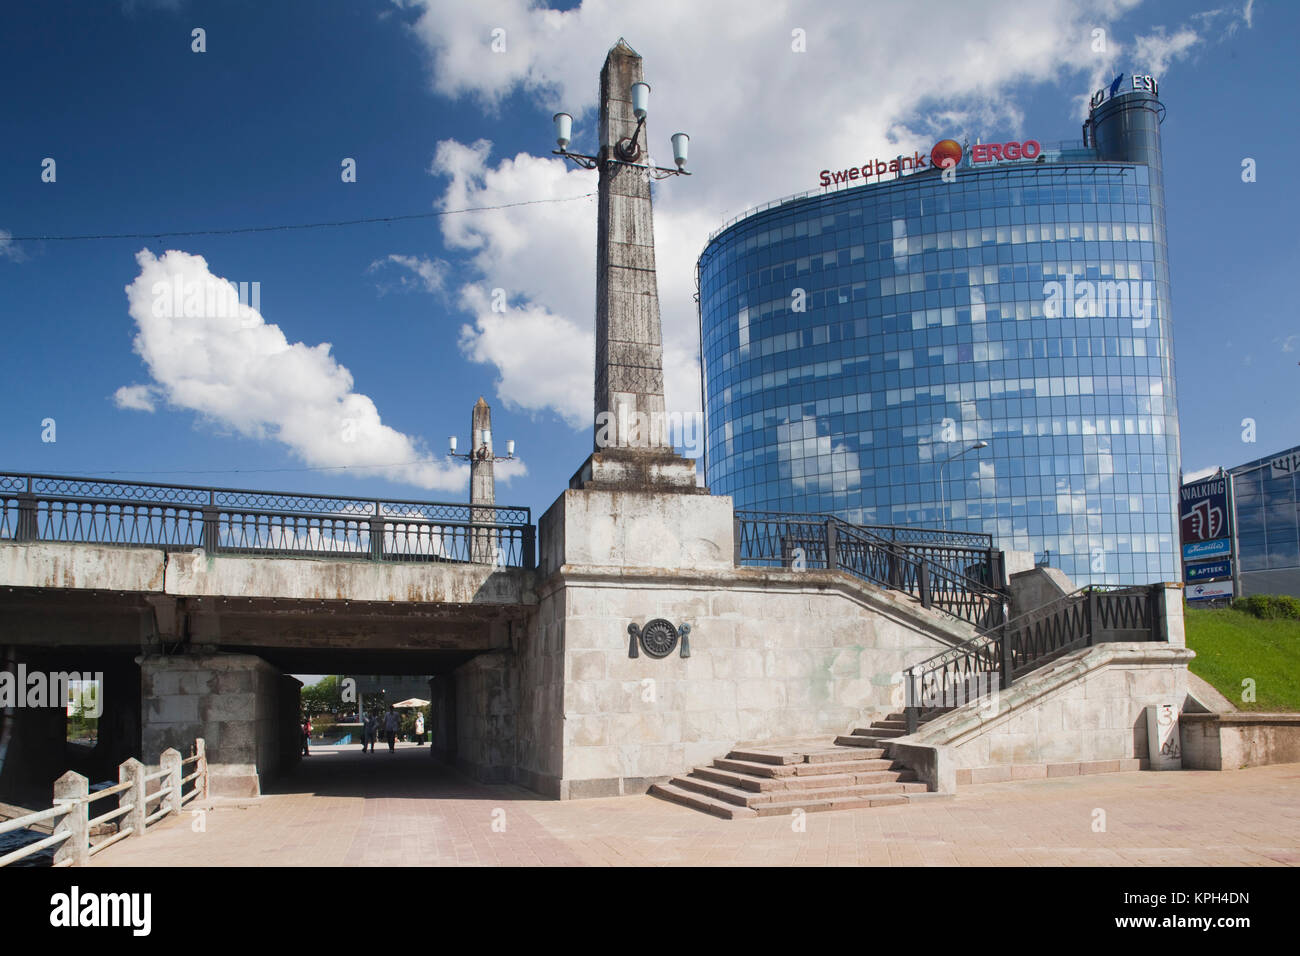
[573,38,702,493]
[469,396,497,564]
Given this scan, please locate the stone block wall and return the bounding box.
[546,567,974,798]
[140,652,287,797]
[452,651,516,783]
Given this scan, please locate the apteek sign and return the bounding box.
[818,137,1041,187]
[1185,559,1231,583]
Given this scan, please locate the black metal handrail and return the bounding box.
[733,511,1006,632]
[903,583,1163,731]
[0,472,535,570]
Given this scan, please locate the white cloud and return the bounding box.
[369,254,449,295]
[119,248,471,492]
[0,229,23,261]
[1132,26,1202,75]
[399,0,1248,429]
[113,384,159,412]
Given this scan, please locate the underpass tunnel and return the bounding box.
[2,585,532,806]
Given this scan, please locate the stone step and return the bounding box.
[850,726,906,738]
[727,749,802,765]
[753,793,911,816]
[713,757,795,778]
[691,766,774,792]
[676,775,924,809]
[872,719,908,730]
[793,757,897,775]
[804,747,886,762]
[649,783,758,819]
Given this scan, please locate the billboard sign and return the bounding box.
[1185,559,1231,582]
[1180,476,1228,544]
[1182,538,1231,561]
[1187,580,1234,602]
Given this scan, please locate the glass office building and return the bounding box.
[1228,445,1300,598]
[698,81,1180,585]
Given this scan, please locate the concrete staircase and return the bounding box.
[650,716,930,819]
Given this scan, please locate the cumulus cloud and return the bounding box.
[398,0,1250,430]
[369,253,450,295]
[113,384,160,412]
[118,248,477,491]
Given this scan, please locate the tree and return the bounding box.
[301,675,345,717]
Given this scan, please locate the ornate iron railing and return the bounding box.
[0,473,535,569]
[733,511,1006,631]
[903,584,1164,731]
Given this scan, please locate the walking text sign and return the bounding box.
[1180,476,1228,545]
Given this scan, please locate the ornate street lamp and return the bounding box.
[551,79,690,179]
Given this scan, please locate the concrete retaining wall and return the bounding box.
[900,643,1194,788]
[1181,713,1300,769]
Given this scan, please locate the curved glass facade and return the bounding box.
[699,99,1180,585]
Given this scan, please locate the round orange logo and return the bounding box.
[931,139,962,170]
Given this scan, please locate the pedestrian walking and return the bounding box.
[363,711,376,753]
[384,706,400,753]
[301,715,312,757]
[415,711,425,745]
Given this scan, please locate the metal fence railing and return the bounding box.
[0,473,535,570]
[902,584,1164,732]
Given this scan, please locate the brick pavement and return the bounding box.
[91,744,1300,867]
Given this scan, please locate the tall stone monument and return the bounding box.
[572,38,702,493]
[468,396,497,564]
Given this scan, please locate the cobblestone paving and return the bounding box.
[91,745,1300,867]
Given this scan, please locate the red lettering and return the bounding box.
[819,170,831,186]
[987,144,1002,160]
[1021,139,1041,158]
[833,169,849,184]
[849,167,860,180]
[972,144,988,163]
[1003,142,1021,160]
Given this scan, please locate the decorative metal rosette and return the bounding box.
[628,619,692,659]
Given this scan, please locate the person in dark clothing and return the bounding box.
[301,715,312,757]
[384,706,400,753]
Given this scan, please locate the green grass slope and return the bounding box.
[1183,606,1300,712]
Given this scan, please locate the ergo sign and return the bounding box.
[818,137,1040,187]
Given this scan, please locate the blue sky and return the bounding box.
[1,0,1292,522]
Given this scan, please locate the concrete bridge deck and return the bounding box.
[88,746,1300,867]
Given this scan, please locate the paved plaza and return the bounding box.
[87,744,1300,867]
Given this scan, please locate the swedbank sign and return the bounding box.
[818,137,1041,187]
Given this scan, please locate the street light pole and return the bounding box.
[937,440,988,532]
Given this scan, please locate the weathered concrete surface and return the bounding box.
[0,541,535,608]
[164,551,535,605]
[1181,712,1300,770]
[540,489,734,575]
[0,542,164,592]
[453,651,516,783]
[1007,565,1075,618]
[898,643,1194,789]
[140,652,296,797]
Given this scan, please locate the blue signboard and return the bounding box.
[1182,538,1231,561]
[1185,559,1231,582]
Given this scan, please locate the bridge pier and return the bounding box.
[140,652,300,797]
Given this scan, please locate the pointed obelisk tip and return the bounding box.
[475,396,488,407]
[610,37,638,56]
